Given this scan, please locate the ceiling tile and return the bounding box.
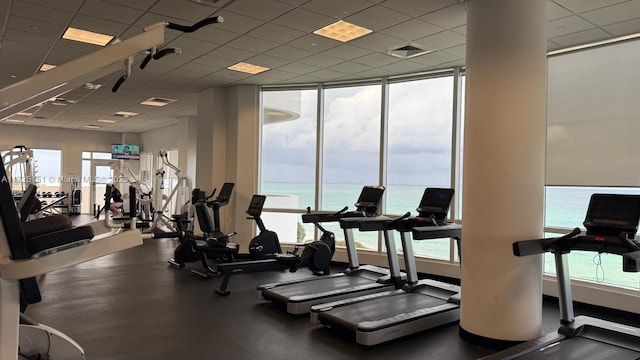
[301,0,373,18]
[11,1,73,25]
[407,51,460,67]
[441,44,465,58]
[149,0,219,22]
[381,0,459,17]
[206,46,256,61]
[286,75,324,84]
[321,44,372,60]
[546,1,573,20]
[552,0,630,13]
[380,60,427,74]
[7,15,66,39]
[415,30,466,51]
[286,34,341,53]
[213,11,263,34]
[247,23,306,44]
[79,1,145,25]
[298,53,344,67]
[344,5,411,31]
[4,28,58,47]
[328,61,372,74]
[352,52,399,67]
[276,62,321,75]
[275,0,311,5]
[245,54,291,68]
[256,69,298,80]
[225,0,294,21]
[103,0,158,11]
[348,32,404,51]
[380,19,444,41]
[307,68,346,80]
[546,15,596,38]
[549,27,612,47]
[225,36,280,53]
[602,18,640,36]
[580,1,640,26]
[271,8,337,32]
[452,24,466,36]
[420,3,467,29]
[20,0,82,12]
[263,45,315,61]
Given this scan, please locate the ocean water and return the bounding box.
[261,182,640,290]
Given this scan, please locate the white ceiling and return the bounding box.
[0,0,638,133]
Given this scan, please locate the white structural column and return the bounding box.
[460,0,548,346]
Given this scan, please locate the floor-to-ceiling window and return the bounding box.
[322,83,381,249]
[544,38,640,290]
[387,75,454,259]
[260,88,318,242]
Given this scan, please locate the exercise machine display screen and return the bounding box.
[247,195,266,217]
[584,194,640,235]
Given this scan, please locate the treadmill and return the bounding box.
[481,193,640,360]
[258,185,406,315]
[310,188,463,346]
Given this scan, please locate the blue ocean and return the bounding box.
[261,182,640,290]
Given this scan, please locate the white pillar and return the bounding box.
[460,0,548,347]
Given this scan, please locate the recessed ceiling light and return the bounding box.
[16,112,32,116]
[40,64,56,71]
[227,62,270,75]
[114,111,139,118]
[140,97,177,107]
[83,125,101,129]
[62,27,113,46]
[4,119,24,123]
[313,20,372,42]
[97,119,117,124]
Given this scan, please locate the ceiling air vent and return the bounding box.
[387,44,433,59]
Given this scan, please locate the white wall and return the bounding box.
[139,124,179,155]
[0,124,121,195]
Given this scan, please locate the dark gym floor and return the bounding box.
[24,216,639,360]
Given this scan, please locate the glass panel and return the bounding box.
[544,251,640,290]
[545,186,640,228]
[387,77,454,258]
[92,152,112,160]
[322,85,381,250]
[81,160,90,214]
[32,149,61,195]
[82,151,91,159]
[261,89,317,210]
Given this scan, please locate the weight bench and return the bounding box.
[0,164,143,359]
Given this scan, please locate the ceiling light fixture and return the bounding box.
[40,64,56,71]
[16,112,32,116]
[83,125,101,129]
[313,20,372,42]
[227,62,270,75]
[62,27,114,46]
[140,97,177,107]
[114,111,139,118]
[4,119,24,123]
[97,119,117,124]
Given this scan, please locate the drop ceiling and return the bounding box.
[0,0,638,133]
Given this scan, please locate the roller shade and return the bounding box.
[546,39,640,187]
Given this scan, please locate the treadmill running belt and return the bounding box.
[264,276,380,302]
[519,336,640,359]
[319,293,447,331]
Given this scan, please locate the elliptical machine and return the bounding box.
[215,194,335,295]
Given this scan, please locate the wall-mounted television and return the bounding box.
[111,144,140,160]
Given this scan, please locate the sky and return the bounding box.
[261,76,455,187]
